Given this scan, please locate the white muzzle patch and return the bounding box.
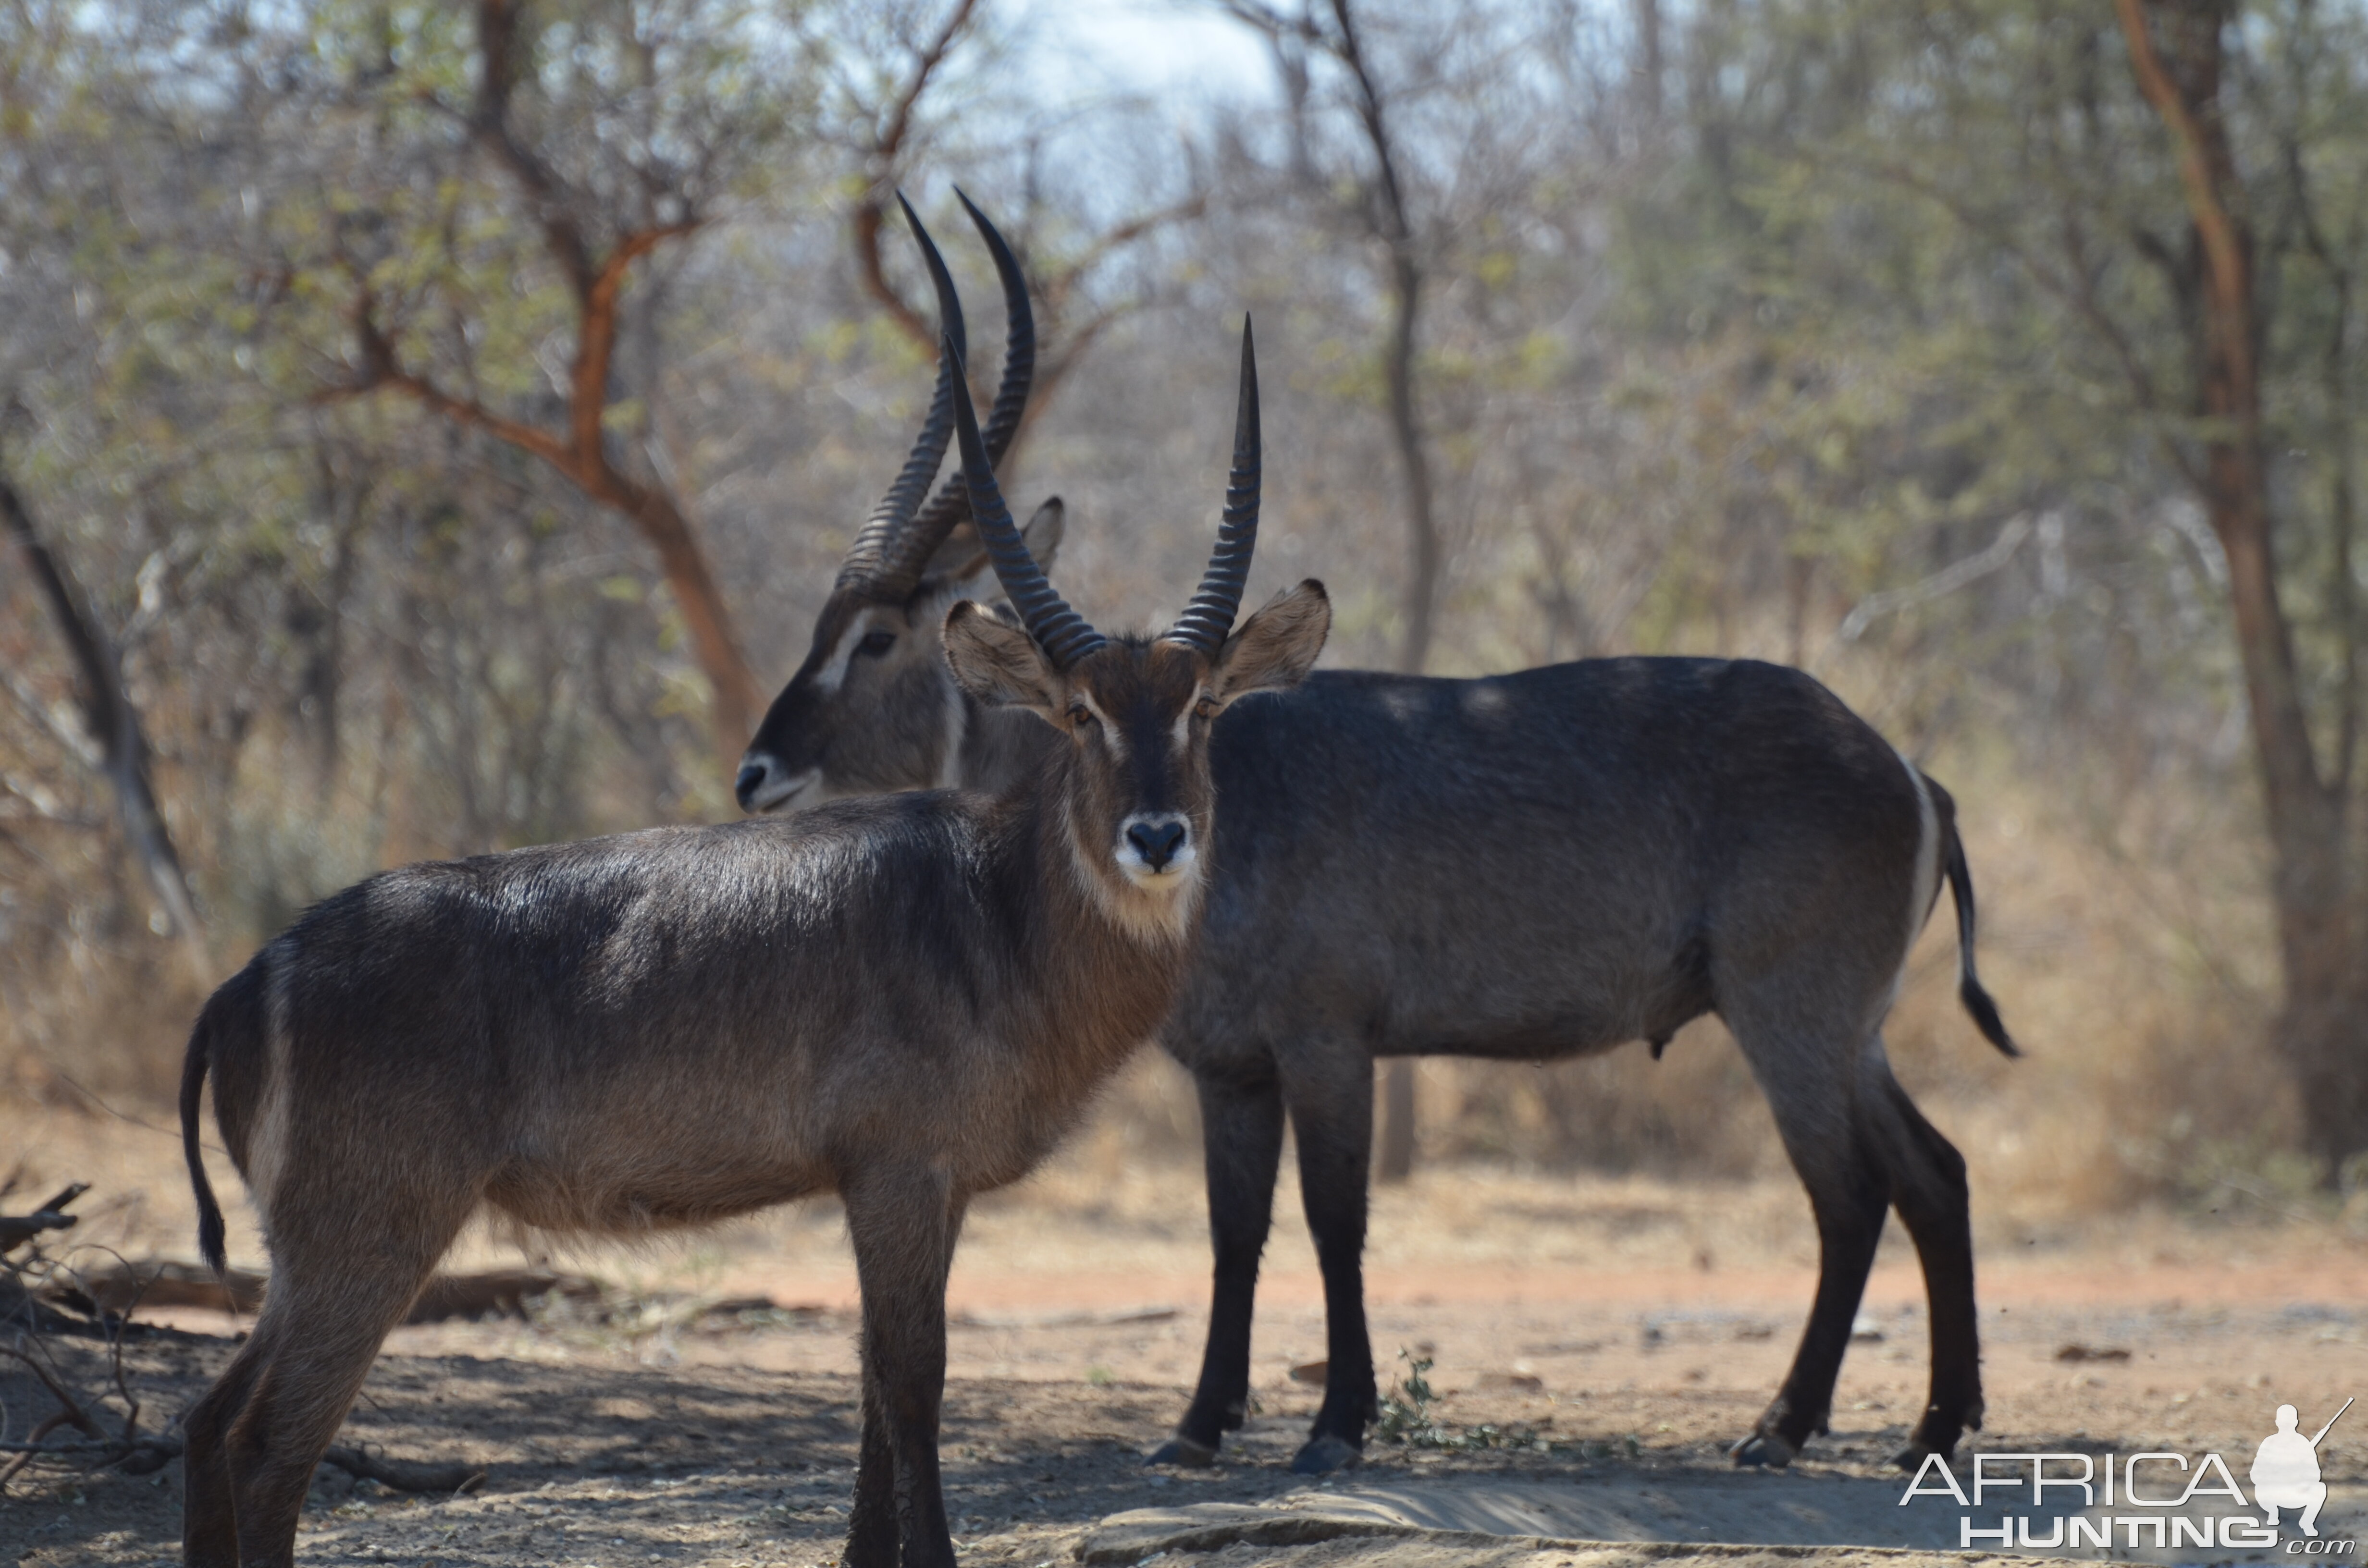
[1115,811,1196,888]
[742,757,820,814]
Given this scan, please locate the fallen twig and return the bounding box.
[48,1258,264,1318]
[321,1443,488,1494]
[405,1267,603,1324]
[0,1431,485,1492]
[0,1184,89,1255]
[47,1258,606,1324]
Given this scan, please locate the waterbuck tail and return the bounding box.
[1944,824,2018,1057]
[181,997,230,1276]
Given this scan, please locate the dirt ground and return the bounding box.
[5,1106,2366,1567]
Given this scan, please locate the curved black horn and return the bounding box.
[890,189,1037,574]
[838,193,967,599]
[950,335,1104,666]
[1164,317,1261,655]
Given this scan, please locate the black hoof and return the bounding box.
[1888,1443,1937,1473]
[1728,1431,1797,1469]
[1290,1435,1363,1474]
[1908,1415,1966,1462]
[1146,1436,1219,1469]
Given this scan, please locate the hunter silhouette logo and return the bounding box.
[2256,1398,2351,1538]
[1901,1395,2356,1553]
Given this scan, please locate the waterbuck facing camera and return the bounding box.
[174,199,1328,1568]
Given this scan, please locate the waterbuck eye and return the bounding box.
[855,629,897,657]
[1067,702,1098,730]
[1193,695,1220,721]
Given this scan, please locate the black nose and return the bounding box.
[1128,819,1188,871]
[735,760,768,808]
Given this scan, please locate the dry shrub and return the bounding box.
[0,949,209,1107]
[0,686,687,1108]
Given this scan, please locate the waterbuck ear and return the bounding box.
[935,498,1066,601]
[1208,580,1330,709]
[943,599,1063,717]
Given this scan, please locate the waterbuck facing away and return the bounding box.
[173,259,1331,1568]
[739,251,2018,1479]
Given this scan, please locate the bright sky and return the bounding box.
[1007,0,1281,117]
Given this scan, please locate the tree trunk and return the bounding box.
[1384,249,1441,678]
[1328,0,1436,1175]
[2120,0,2366,1173]
[615,483,761,765]
[2,474,209,977]
[1632,0,1665,124]
[2215,457,2359,1170]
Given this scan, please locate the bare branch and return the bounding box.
[0,1346,104,1443]
[1036,194,1210,321]
[327,3,760,765]
[0,1184,87,1256]
[2114,0,2257,400]
[1309,0,1441,681]
[849,0,985,351]
[329,281,569,471]
[469,0,596,296]
[1854,155,2173,423]
[0,473,207,972]
[1014,193,1213,447]
[571,221,703,470]
[0,665,104,772]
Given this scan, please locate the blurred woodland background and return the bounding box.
[5,0,2368,1223]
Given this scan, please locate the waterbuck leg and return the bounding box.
[180,1335,268,1567]
[1728,1027,1889,1469]
[1153,1064,1285,1467]
[189,1203,465,1566]
[1736,1152,1887,1467]
[848,1189,968,1565]
[847,1369,900,1568]
[842,1163,959,1568]
[1282,1044,1378,1474]
[1863,1058,1982,1464]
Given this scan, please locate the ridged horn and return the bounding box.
[949,334,1104,666]
[1164,317,1261,655]
[889,188,1037,577]
[837,192,966,600]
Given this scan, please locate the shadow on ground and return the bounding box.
[6,1310,2363,1568]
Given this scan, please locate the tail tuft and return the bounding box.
[1959,973,2017,1058]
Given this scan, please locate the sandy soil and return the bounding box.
[5,1108,2366,1566]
